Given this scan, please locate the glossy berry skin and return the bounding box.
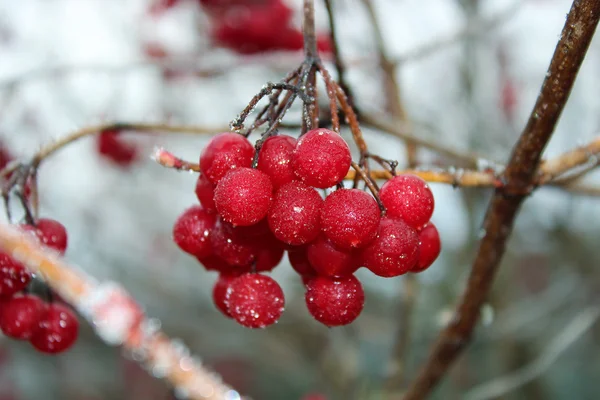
[288,247,316,277]
[211,220,256,267]
[226,274,285,328]
[293,128,351,189]
[172,206,217,258]
[0,253,31,298]
[214,168,273,227]
[257,135,297,188]
[379,174,434,229]
[305,275,364,327]
[195,174,217,213]
[361,218,420,277]
[320,189,380,249]
[97,129,137,167]
[267,181,323,245]
[212,273,240,318]
[199,132,254,184]
[21,219,68,255]
[307,235,359,278]
[30,303,79,354]
[412,222,441,273]
[0,295,46,340]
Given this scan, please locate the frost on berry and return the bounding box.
[379,174,434,229]
[20,218,68,255]
[97,129,138,167]
[30,303,79,354]
[305,275,364,327]
[0,252,31,297]
[172,206,217,258]
[199,132,254,184]
[211,220,256,267]
[226,274,285,328]
[292,128,351,189]
[320,189,380,249]
[360,218,420,277]
[288,247,316,277]
[213,273,240,318]
[267,181,323,245]
[307,235,359,278]
[195,174,217,214]
[214,168,273,227]
[412,222,441,273]
[0,295,46,340]
[257,135,297,188]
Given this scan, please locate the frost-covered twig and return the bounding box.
[0,223,238,400]
[403,2,600,398]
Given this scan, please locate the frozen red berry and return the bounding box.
[97,129,137,167]
[293,128,351,189]
[195,174,217,213]
[199,132,254,184]
[288,247,316,277]
[211,220,256,267]
[305,275,364,327]
[21,218,68,255]
[30,303,79,354]
[320,189,380,249]
[257,135,297,188]
[172,206,217,258]
[252,234,285,272]
[412,222,441,273]
[212,273,240,318]
[223,218,271,238]
[214,168,273,227]
[360,218,420,277]
[197,254,229,272]
[267,181,323,245]
[307,235,359,277]
[0,253,31,298]
[226,274,284,328]
[0,295,46,340]
[379,175,434,229]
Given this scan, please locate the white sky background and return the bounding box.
[0,0,599,399]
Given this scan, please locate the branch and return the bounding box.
[403,2,600,399]
[0,223,238,400]
[302,0,319,132]
[465,305,600,400]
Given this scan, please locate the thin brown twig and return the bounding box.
[302,0,319,133]
[402,2,600,399]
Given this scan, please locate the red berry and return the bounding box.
[199,132,254,184]
[0,253,31,298]
[30,303,79,354]
[223,218,271,238]
[293,128,351,189]
[172,206,217,258]
[226,274,284,328]
[0,295,45,340]
[288,247,316,277]
[211,220,256,267]
[214,168,273,227]
[412,222,441,273]
[257,135,297,188]
[195,174,217,213]
[97,129,137,167]
[252,234,285,272]
[307,235,359,277]
[379,175,434,229]
[267,181,323,245]
[305,275,364,327]
[196,254,228,272]
[360,218,420,277]
[21,218,68,255]
[320,189,380,249]
[212,273,240,318]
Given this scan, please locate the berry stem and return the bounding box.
[153,148,201,172]
[350,161,384,212]
[301,0,319,133]
[403,2,600,398]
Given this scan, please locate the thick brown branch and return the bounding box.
[402,2,600,399]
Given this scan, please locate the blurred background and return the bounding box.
[0,0,600,399]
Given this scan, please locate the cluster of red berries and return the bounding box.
[0,219,79,354]
[172,128,441,329]
[151,0,331,54]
